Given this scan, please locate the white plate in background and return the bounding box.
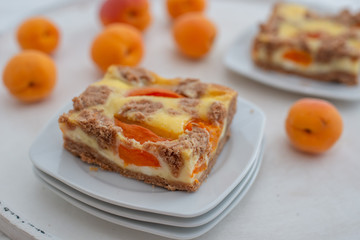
[224,27,360,101]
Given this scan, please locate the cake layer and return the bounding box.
[59,66,238,191]
[62,121,230,192]
[252,3,360,85]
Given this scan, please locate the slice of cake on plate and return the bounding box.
[252,3,360,85]
[58,66,237,192]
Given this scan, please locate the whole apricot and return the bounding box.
[166,0,206,19]
[91,23,144,72]
[3,50,57,103]
[17,17,60,54]
[99,0,151,31]
[285,98,343,154]
[173,13,216,59]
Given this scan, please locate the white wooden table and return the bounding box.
[1,0,360,239]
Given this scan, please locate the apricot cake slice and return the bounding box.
[58,66,237,192]
[252,3,360,85]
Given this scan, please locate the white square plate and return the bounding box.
[33,145,264,240]
[224,27,360,101]
[32,139,263,228]
[29,97,265,217]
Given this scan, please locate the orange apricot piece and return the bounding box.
[17,17,60,54]
[114,119,167,143]
[118,144,160,167]
[166,0,206,19]
[127,87,184,98]
[173,13,216,59]
[283,49,312,66]
[3,50,57,103]
[285,98,343,154]
[91,23,144,72]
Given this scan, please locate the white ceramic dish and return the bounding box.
[224,27,360,101]
[33,140,263,228]
[34,146,264,240]
[29,97,265,218]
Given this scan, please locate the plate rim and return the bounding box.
[32,141,263,228]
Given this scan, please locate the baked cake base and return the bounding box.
[63,96,237,192]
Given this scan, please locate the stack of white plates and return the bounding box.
[30,97,266,239]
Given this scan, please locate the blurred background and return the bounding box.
[1,0,360,34]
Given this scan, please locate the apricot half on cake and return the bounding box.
[285,98,343,154]
[58,66,238,192]
[91,23,144,72]
[3,50,57,103]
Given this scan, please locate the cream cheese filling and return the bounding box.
[61,125,213,184]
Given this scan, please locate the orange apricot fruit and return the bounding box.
[3,50,57,103]
[172,13,216,59]
[17,17,60,54]
[99,0,151,31]
[285,98,343,154]
[283,49,312,67]
[91,23,144,72]
[118,144,160,167]
[114,119,167,144]
[166,0,206,19]
[127,87,184,98]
